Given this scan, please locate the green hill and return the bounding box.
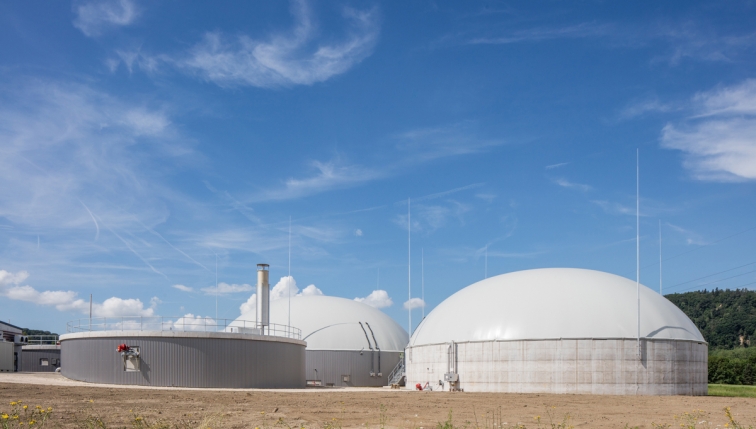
[665,288,756,349]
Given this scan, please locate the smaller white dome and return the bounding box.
[235,295,408,351]
[410,268,705,346]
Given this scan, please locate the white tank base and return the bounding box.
[406,338,707,395]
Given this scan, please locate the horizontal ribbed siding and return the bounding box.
[306,350,402,387]
[62,336,305,388]
[20,349,61,372]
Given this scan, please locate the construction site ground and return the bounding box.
[1,373,755,428]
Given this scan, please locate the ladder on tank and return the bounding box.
[387,358,405,386]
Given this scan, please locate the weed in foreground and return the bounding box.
[724,407,754,429]
[673,409,709,429]
[1,401,54,429]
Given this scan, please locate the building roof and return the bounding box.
[0,321,23,333]
[235,295,409,351]
[409,268,705,347]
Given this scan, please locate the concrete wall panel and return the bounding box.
[407,338,707,395]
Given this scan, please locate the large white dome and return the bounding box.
[236,295,408,351]
[410,268,705,346]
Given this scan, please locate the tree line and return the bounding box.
[666,288,756,385]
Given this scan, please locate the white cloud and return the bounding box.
[403,297,425,310]
[354,290,393,308]
[177,0,379,88]
[0,270,29,287]
[553,178,592,192]
[299,284,323,296]
[239,294,257,315]
[73,0,139,37]
[202,282,253,295]
[172,314,217,331]
[661,79,756,181]
[172,284,193,293]
[354,229,363,236]
[0,269,155,317]
[239,275,323,316]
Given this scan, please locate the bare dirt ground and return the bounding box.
[1,374,755,428]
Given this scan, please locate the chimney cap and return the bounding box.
[257,263,269,270]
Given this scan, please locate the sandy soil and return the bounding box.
[1,374,755,428]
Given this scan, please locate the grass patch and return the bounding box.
[708,384,756,397]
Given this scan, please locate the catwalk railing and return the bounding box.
[26,335,60,345]
[66,317,301,340]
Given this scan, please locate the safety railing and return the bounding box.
[66,317,301,340]
[26,335,59,345]
[388,358,405,385]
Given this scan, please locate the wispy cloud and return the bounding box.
[395,122,504,162]
[251,157,384,202]
[468,22,611,45]
[173,0,379,88]
[553,178,592,192]
[545,162,569,170]
[661,79,756,181]
[73,0,139,37]
[201,282,253,296]
[463,20,756,66]
[619,96,675,119]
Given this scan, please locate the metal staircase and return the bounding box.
[387,358,405,386]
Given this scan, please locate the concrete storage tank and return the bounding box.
[60,264,307,388]
[234,295,408,387]
[406,268,707,395]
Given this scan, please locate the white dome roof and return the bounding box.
[235,295,408,351]
[410,268,705,346]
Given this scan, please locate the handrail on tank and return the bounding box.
[65,317,302,340]
[25,335,60,345]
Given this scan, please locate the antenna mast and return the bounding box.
[288,216,292,328]
[485,245,488,279]
[659,220,662,295]
[215,254,218,323]
[408,197,412,334]
[636,149,640,358]
[422,248,425,320]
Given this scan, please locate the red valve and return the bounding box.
[116,344,130,353]
[415,383,423,391]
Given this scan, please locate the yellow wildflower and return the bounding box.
[35,406,41,409]
[47,408,52,412]
[23,405,28,410]
[10,402,17,406]
[2,414,8,419]
[29,420,36,425]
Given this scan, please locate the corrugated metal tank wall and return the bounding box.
[20,346,61,372]
[61,333,306,388]
[306,350,402,387]
[406,338,708,395]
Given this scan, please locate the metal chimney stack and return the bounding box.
[256,264,270,334]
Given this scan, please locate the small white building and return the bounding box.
[406,268,707,395]
[236,295,408,386]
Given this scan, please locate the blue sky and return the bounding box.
[1,0,756,334]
